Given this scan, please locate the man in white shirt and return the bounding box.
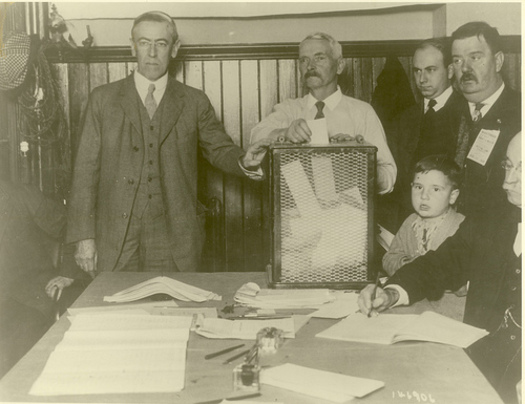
[67,11,269,275]
[358,132,522,404]
[250,32,396,194]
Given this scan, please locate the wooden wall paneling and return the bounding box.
[352,58,364,101]
[89,63,109,91]
[221,60,244,272]
[503,53,521,91]
[340,58,355,97]
[277,60,297,102]
[67,64,90,164]
[240,60,265,271]
[108,62,128,83]
[184,61,204,90]
[358,58,374,103]
[201,60,226,272]
[372,57,386,91]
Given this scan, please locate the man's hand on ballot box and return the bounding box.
[272,118,312,144]
[358,284,399,317]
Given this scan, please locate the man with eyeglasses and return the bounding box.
[249,32,396,195]
[451,21,521,218]
[67,11,270,275]
[359,132,522,404]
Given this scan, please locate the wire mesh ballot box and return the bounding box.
[266,141,376,289]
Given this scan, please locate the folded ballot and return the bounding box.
[104,276,221,303]
[261,363,384,402]
[234,282,334,309]
[316,311,489,348]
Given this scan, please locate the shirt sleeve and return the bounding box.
[250,100,299,143]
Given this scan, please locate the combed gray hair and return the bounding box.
[300,32,343,59]
[132,11,178,42]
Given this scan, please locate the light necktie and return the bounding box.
[145,83,157,119]
[472,102,484,123]
[314,101,325,119]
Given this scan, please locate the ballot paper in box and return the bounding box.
[266,142,377,289]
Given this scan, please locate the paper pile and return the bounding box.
[261,363,384,402]
[234,282,334,309]
[30,313,192,396]
[104,276,221,303]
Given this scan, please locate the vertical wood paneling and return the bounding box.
[108,63,127,82]
[277,60,297,102]
[184,61,203,90]
[503,53,521,91]
[89,63,109,91]
[258,60,279,122]
[240,60,265,271]
[221,60,244,272]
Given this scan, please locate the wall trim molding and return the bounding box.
[45,36,521,63]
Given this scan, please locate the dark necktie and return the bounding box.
[426,99,437,115]
[314,101,325,119]
[145,83,157,119]
[472,102,484,123]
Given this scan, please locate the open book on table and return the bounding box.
[316,311,489,348]
[104,276,221,303]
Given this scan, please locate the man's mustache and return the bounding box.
[304,70,319,79]
[460,73,478,83]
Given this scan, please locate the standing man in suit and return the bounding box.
[250,32,396,195]
[359,132,522,404]
[389,39,464,230]
[451,21,521,217]
[67,11,269,275]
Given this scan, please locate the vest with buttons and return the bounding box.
[133,95,164,219]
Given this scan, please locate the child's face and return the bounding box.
[411,170,459,219]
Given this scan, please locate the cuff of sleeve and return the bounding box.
[238,159,264,181]
[384,284,409,307]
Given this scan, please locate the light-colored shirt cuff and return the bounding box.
[384,284,409,307]
[377,166,395,195]
[238,159,264,181]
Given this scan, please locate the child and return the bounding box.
[383,155,465,276]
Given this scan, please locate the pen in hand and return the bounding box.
[368,271,381,318]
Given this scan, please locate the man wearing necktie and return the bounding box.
[389,38,464,231]
[67,11,270,275]
[451,22,521,218]
[359,132,522,404]
[250,32,396,195]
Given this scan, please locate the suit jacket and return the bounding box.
[67,75,246,273]
[456,86,521,217]
[388,203,521,401]
[387,90,464,228]
[0,181,65,317]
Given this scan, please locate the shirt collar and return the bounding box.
[306,86,342,112]
[424,86,453,113]
[133,70,169,102]
[468,83,505,117]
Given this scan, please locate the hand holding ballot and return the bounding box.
[282,118,312,143]
[357,284,400,317]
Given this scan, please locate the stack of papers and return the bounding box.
[316,311,489,348]
[234,283,334,309]
[309,291,359,319]
[195,316,309,340]
[29,314,192,396]
[104,276,221,303]
[261,363,384,402]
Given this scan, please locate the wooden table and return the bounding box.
[0,272,503,404]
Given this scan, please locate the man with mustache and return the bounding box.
[359,131,522,404]
[250,32,396,194]
[451,21,521,217]
[389,39,464,230]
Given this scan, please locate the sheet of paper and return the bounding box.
[67,300,179,316]
[29,312,192,396]
[310,292,359,319]
[316,313,418,344]
[467,129,500,166]
[104,276,221,303]
[261,363,384,402]
[340,186,364,208]
[281,160,321,216]
[306,118,329,144]
[311,156,338,202]
[376,223,395,251]
[195,317,297,339]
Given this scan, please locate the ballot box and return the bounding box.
[266,141,376,289]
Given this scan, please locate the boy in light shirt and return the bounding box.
[383,155,465,277]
